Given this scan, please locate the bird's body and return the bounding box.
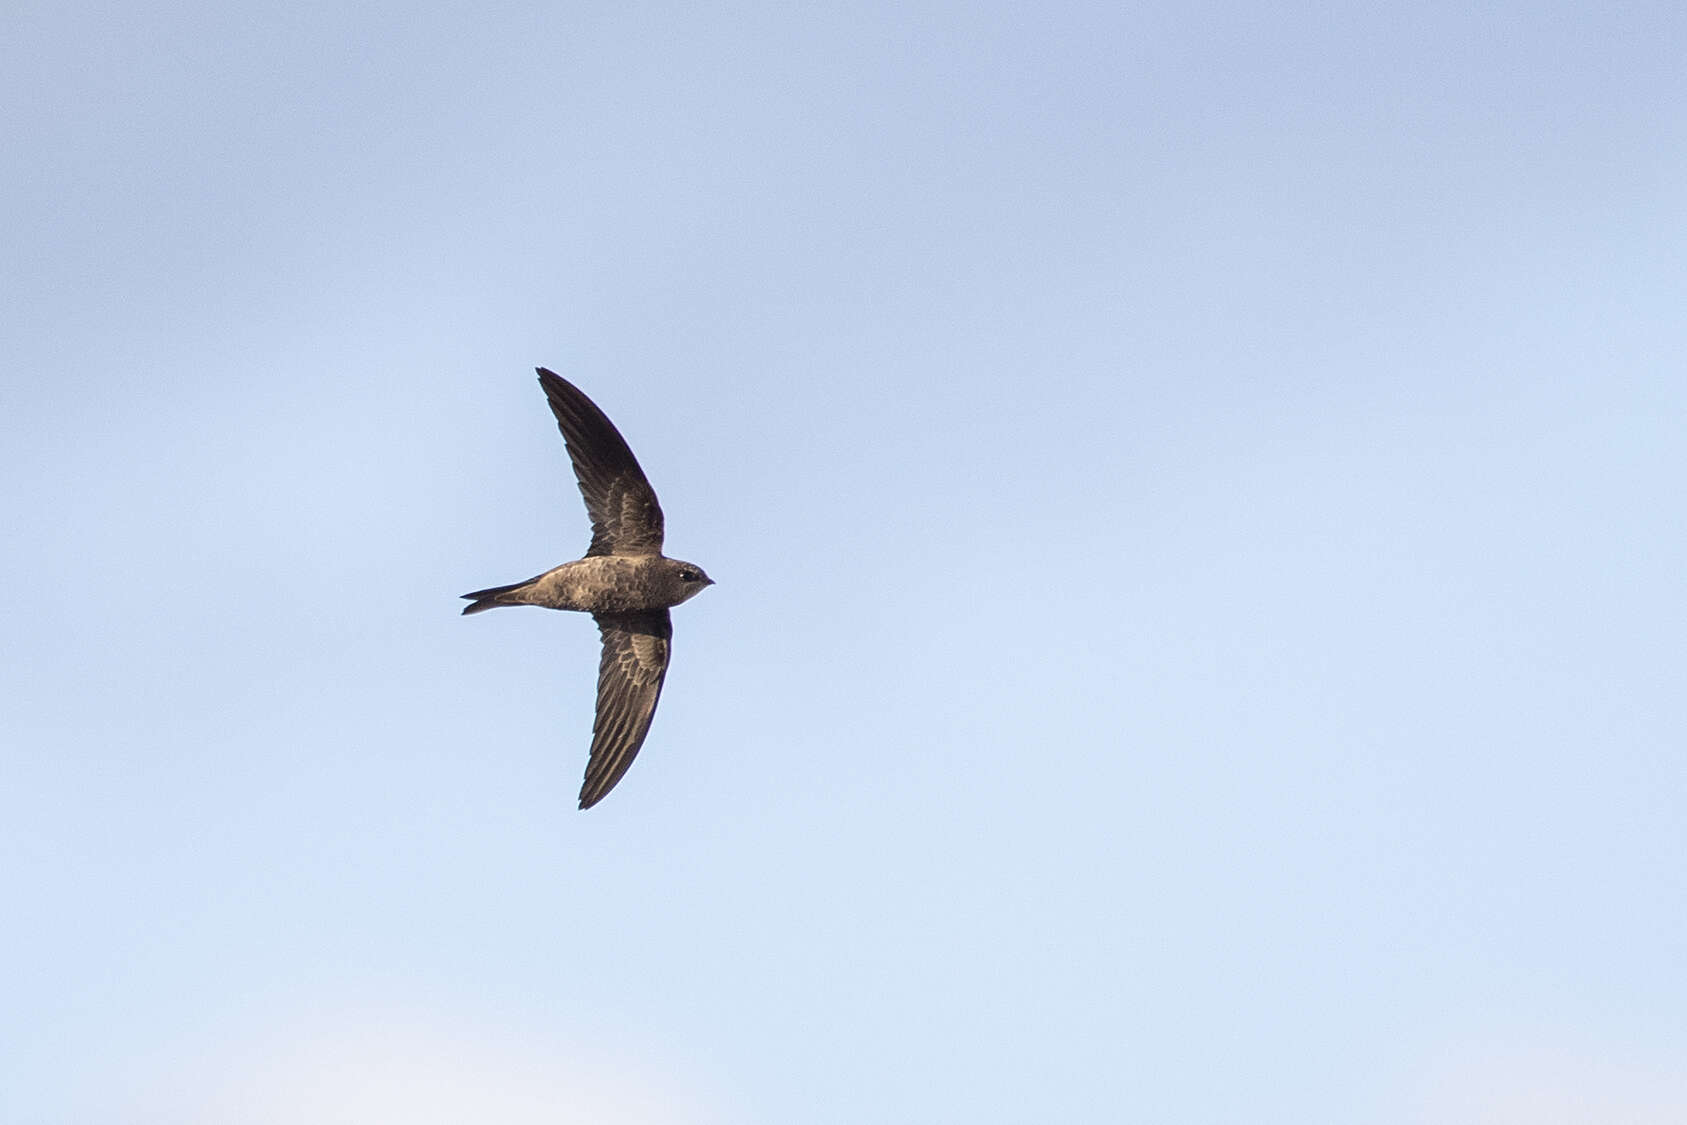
[462,368,713,809]
[462,555,709,616]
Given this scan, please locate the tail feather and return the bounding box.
[460,578,535,615]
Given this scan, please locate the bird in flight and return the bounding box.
[462,368,714,809]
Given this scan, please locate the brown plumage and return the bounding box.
[461,368,713,809]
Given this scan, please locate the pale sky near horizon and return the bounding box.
[5,2,1687,1121]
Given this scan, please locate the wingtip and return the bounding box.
[536,367,577,404]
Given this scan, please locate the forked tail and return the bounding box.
[459,577,537,615]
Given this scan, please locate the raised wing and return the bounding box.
[579,609,673,809]
[537,368,665,557]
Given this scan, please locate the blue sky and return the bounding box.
[4,1,1686,1121]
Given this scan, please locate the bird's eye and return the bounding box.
[680,569,700,582]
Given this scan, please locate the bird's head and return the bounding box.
[668,560,715,605]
